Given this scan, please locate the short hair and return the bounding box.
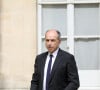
[56,30,61,40]
[45,29,61,40]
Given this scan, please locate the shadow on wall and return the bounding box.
[0,0,5,89]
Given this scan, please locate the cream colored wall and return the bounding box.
[0,0,37,89]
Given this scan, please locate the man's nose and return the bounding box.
[48,41,51,45]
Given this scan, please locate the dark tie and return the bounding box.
[46,54,53,90]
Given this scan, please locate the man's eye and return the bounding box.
[46,40,49,42]
[51,40,55,42]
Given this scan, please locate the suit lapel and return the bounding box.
[41,52,48,83]
[49,49,62,82]
[41,50,63,84]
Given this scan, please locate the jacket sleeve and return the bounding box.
[30,56,39,90]
[64,55,80,90]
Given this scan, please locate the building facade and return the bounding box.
[0,0,100,90]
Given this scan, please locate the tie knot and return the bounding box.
[50,54,53,58]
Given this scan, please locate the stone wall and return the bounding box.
[0,0,37,89]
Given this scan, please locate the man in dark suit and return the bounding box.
[30,29,80,90]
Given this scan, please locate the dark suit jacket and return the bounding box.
[30,49,80,90]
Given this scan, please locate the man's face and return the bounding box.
[45,30,61,53]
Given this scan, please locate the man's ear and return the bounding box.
[59,39,61,44]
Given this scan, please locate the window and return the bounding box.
[37,0,100,89]
[74,4,100,70]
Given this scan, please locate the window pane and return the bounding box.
[75,38,100,70]
[75,4,99,35]
[42,5,67,36]
[42,39,47,52]
[59,38,67,51]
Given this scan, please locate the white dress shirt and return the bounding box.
[43,48,59,90]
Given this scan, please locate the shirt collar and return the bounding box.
[48,48,59,57]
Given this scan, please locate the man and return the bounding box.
[30,29,80,90]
